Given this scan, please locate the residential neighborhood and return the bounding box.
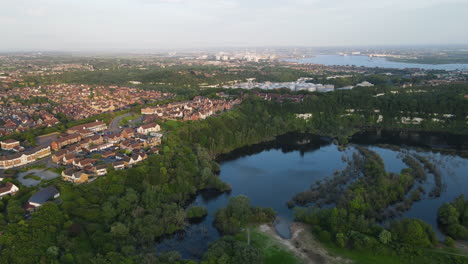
[48,120,158,184]
[0,84,173,136]
[141,96,242,120]
[0,92,243,223]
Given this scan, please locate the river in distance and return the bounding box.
[156,131,468,259]
[285,55,468,71]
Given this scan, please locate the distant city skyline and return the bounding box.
[1,0,468,51]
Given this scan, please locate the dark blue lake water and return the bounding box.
[286,55,468,71]
[156,132,468,259]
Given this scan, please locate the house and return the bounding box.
[62,153,76,165]
[150,146,160,154]
[62,169,89,184]
[51,134,81,150]
[79,135,103,148]
[73,158,97,169]
[107,133,124,143]
[141,107,156,115]
[0,182,19,198]
[87,142,114,152]
[28,186,60,208]
[121,156,131,164]
[1,139,20,150]
[64,144,82,154]
[129,153,147,165]
[115,153,126,160]
[147,133,162,146]
[113,161,126,170]
[102,151,115,158]
[121,128,135,138]
[67,121,107,134]
[93,165,108,176]
[52,149,69,163]
[0,146,51,169]
[137,123,160,134]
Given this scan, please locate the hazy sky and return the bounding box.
[1,0,468,51]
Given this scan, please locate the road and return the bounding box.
[108,113,132,132]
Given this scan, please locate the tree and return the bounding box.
[226,196,253,226]
[378,230,392,244]
[202,236,263,264]
[438,203,459,226]
[391,219,436,248]
[111,222,129,238]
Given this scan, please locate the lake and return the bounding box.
[285,55,468,71]
[156,132,468,259]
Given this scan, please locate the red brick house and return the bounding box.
[51,134,81,150]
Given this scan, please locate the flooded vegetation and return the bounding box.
[156,132,468,259]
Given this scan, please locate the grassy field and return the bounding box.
[321,240,468,264]
[118,113,142,126]
[235,228,302,264]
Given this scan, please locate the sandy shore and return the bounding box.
[259,222,351,264]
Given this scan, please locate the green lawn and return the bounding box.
[118,114,141,126]
[162,120,183,131]
[235,228,302,264]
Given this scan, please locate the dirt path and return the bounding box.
[455,240,468,254]
[258,223,351,264]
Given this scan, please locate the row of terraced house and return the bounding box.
[50,120,161,184]
[0,145,51,169]
[141,96,241,121]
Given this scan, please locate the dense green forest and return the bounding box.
[24,65,313,93]
[0,82,467,263]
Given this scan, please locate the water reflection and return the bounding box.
[156,131,468,259]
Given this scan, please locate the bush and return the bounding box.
[445,236,455,247]
[24,174,41,181]
[318,230,331,242]
[350,231,376,250]
[186,206,208,220]
[335,232,348,248]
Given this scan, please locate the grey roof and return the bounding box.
[28,186,60,205]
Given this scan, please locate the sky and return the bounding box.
[1,0,468,51]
